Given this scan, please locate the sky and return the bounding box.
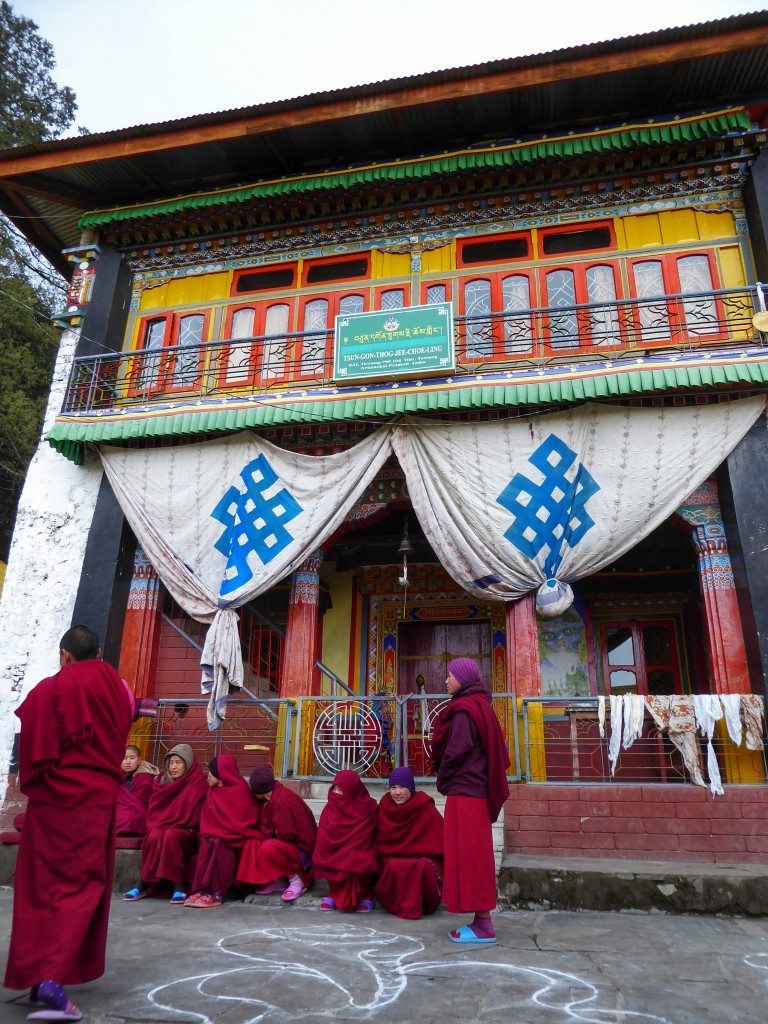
[14,0,767,137]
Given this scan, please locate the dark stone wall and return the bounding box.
[719,418,768,695]
[69,244,135,664]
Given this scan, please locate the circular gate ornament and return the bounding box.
[312,701,383,775]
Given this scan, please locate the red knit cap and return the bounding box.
[447,658,482,685]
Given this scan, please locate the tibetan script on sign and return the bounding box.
[333,302,454,383]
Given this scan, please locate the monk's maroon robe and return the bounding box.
[375,790,444,920]
[4,660,133,989]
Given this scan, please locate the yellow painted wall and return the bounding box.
[421,241,455,273]
[370,249,411,280]
[138,271,231,312]
[622,209,738,250]
[320,563,354,689]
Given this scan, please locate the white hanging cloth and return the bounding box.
[597,696,606,739]
[608,695,623,775]
[622,694,645,749]
[391,399,763,616]
[693,694,725,796]
[719,694,743,746]
[100,428,392,727]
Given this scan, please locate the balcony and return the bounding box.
[62,285,762,415]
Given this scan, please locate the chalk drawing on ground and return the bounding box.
[147,923,678,1024]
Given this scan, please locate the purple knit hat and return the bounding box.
[388,766,415,793]
[448,658,482,686]
[248,765,276,794]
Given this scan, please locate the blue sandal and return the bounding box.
[123,887,148,902]
[449,925,497,945]
[355,898,375,913]
[170,890,187,905]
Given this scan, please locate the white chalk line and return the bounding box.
[147,923,677,1024]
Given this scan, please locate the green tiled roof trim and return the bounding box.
[46,348,768,465]
[77,109,753,230]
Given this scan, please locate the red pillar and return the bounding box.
[118,547,162,700]
[678,481,750,695]
[505,593,542,697]
[279,550,324,698]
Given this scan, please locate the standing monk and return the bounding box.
[4,625,133,1021]
[431,657,509,945]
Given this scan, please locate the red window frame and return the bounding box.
[627,250,725,347]
[599,619,683,697]
[220,300,296,388]
[296,291,368,379]
[419,280,452,306]
[301,253,370,288]
[373,284,410,310]
[130,311,209,396]
[231,262,297,297]
[538,260,625,354]
[537,220,617,259]
[456,230,531,268]
[457,270,537,361]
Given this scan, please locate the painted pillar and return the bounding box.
[118,547,162,701]
[279,550,324,698]
[505,593,542,697]
[677,480,750,695]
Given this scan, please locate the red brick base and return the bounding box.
[504,784,768,863]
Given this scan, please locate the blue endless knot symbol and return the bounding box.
[496,434,600,578]
[211,455,303,596]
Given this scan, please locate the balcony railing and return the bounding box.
[62,285,762,415]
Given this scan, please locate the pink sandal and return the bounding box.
[282,875,308,902]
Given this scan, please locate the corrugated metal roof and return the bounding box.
[2,11,766,161]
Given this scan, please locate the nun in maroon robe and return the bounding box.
[124,743,207,902]
[116,744,159,837]
[375,766,444,920]
[432,658,510,945]
[184,754,267,907]
[235,766,317,901]
[313,770,378,912]
[3,625,133,1019]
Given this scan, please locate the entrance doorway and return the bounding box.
[396,620,491,773]
[397,620,492,695]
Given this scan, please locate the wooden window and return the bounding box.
[221,301,294,387]
[232,263,296,295]
[302,254,370,286]
[541,262,622,351]
[628,251,721,345]
[600,620,682,696]
[459,272,536,359]
[458,233,529,266]
[132,311,208,395]
[539,223,615,257]
[422,282,448,305]
[375,287,407,310]
[297,292,366,378]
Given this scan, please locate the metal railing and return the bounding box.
[62,285,762,414]
[137,691,766,786]
[161,591,354,699]
[520,697,767,785]
[289,692,521,782]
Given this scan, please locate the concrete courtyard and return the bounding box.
[1,889,767,1023]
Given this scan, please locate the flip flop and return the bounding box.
[169,891,187,904]
[26,1006,82,1022]
[449,925,497,945]
[122,887,148,902]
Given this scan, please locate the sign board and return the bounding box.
[333,302,454,383]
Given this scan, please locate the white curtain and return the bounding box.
[100,397,763,727]
[100,428,392,726]
[392,399,764,612]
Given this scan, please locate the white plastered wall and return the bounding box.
[0,326,104,804]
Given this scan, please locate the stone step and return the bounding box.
[498,853,768,916]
